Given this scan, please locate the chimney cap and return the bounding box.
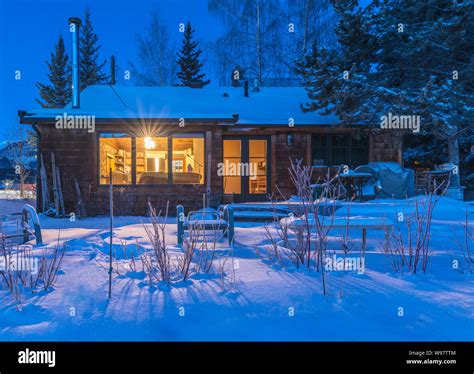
[68,17,82,26]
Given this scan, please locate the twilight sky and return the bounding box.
[0,0,218,141]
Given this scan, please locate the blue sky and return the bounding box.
[0,0,217,141]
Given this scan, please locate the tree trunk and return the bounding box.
[447,135,461,188]
[20,178,25,198]
[256,0,263,86]
[302,0,311,54]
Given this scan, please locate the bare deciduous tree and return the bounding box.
[4,125,36,198]
[129,8,177,86]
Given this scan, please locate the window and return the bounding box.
[350,135,369,166]
[312,134,368,167]
[172,135,204,184]
[312,135,328,166]
[136,137,168,184]
[99,133,132,185]
[99,133,205,186]
[331,134,349,166]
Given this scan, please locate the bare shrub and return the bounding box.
[261,223,285,264]
[141,199,229,286]
[336,204,357,259]
[0,230,66,309]
[217,246,236,291]
[142,202,172,286]
[385,190,442,274]
[195,212,227,274]
[35,242,66,291]
[262,159,339,294]
[450,208,474,273]
[180,197,228,277]
[177,221,201,280]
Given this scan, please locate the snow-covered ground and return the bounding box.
[0,193,35,214]
[0,197,473,341]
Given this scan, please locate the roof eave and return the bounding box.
[19,116,238,126]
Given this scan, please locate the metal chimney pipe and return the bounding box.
[110,55,116,85]
[69,17,81,109]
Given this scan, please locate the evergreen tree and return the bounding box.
[299,0,379,123]
[36,35,71,108]
[299,0,473,187]
[80,7,108,88]
[176,22,209,86]
[371,0,473,187]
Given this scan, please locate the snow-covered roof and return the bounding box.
[20,85,340,126]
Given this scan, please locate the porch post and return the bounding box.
[228,206,234,246]
[177,204,184,247]
[205,131,212,206]
[306,133,312,166]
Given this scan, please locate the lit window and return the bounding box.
[99,133,132,185]
[136,137,168,184]
[172,135,204,184]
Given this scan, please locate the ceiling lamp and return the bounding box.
[144,137,156,149]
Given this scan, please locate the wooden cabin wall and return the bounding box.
[38,126,95,216]
[37,123,403,215]
[369,132,404,165]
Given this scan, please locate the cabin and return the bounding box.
[19,83,403,215]
[18,18,403,216]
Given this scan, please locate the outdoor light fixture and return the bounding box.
[144,137,155,149]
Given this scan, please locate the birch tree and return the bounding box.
[130,9,176,86]
[208,0,286,85]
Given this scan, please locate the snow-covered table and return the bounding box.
[177,205,235,246]
[280,215,394,253]
[338,172,374,201]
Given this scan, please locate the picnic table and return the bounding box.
[338,172,373,201]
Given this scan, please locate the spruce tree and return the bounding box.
[36,35,71,108]
[176,22,209,86]
[299,0,473,188]
[371,0,473,187]
[299,0,379,123]
[80,7,108,88]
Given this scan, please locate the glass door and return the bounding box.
[248,139,267,194]
[223,137,269,201]
[223,139,242,194]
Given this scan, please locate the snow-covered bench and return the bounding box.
[177,205,235,246]
[280,214,394,253]
[0,204,43,246]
